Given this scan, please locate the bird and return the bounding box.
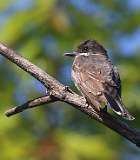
[64,39,135,120]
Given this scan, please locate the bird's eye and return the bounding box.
[84,47,88,51]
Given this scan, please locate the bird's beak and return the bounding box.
[64,52,77,57]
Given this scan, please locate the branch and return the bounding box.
[0,43,64,90]
[0,42,140,148]
[5,95,58,117]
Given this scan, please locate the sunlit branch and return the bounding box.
[5,95,57,117]
[0,42,140,148]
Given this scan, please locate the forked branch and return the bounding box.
[0,42,140,148]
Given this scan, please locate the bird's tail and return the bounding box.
[105,94,135,120]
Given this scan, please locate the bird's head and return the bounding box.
[64,40,107,57]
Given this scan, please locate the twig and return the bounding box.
[5,95,58,117]
[0,42,140,147]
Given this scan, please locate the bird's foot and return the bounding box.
[65,86,74,94]
[85,102,90,109]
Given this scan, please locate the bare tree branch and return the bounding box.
[5,95,58,117]
[0,42,140,148]
[0,43,64,90]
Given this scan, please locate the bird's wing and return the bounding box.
[100,62,134,120]
[101,63,121,98]
[113,66,121,97]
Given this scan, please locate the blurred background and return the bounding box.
[0,0,140,159]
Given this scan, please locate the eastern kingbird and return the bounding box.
[64,40,135,120]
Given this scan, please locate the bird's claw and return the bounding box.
[65,86,74,94]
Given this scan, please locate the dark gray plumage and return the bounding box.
[65,40,134,120]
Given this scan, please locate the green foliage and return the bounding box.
[0,0,140,159]
[58,131,117,160]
